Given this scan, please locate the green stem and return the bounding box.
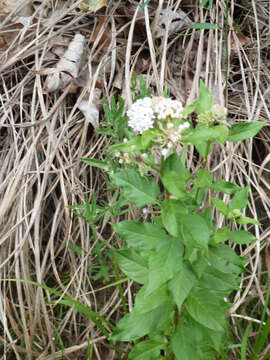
[195,141,211,202]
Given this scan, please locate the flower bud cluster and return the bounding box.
[197,104,228,125]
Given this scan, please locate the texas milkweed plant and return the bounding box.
[82,81,264,359]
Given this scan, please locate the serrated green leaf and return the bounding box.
[168,263,196,311]
[227,122,264,142]
[162,153,190,198]
[172,316,221,360]
[229,186,249,211]
[111,169,160,207]
[116,249,148,284]
[208,245,244,275]
[114,221,170,250]
[129,340,166,360]
[229,230,256,244]
[111,301,173,342]
[194,169,212,188]
[199,266,239,294]
[163,153,190,176]
[162,171,188,198]
[184,125,228,144]
[146,238,183,294]
[182,214,210,250]
[161,199,188,237]
[134,285,172,314]
[185,288,228,331]
[210,180,241,194]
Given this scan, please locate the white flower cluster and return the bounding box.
[127,97,155,134]
[152,97,183,120]
[127,96,184,134]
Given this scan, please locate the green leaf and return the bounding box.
[227,121,264,142]
[184,125,228,144]
[141,128,162,149]
[211,198,229,215]
[210,180,241,194]
[185,288,228,331]
[172,316,221,360]
[194,169,212,188]
[162,171,188,198]
[163,153,190,177]
[134,285,172,314]
[199,266,239,294]
[191,22,217,30]
[114,221,170,251]
[236,216,261,225]
[229,230,256,244]
[81,158,110,171]
[161,199,188,237]
[196,80,213,114]
[162,153,190,198]
[213,228,230,244]
[190,250,209,278]
[229,186,249,212]
[168,263,196,311]
[111,302,173,341]
[115,249,148,284]
[182,103,196,117]
[129,340,166,360]
[208,245,244,275]
[111,169,160,207]
[146,238,183,294]
[182,214,210,250]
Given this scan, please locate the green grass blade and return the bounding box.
[252,278,270,358]
[241,323,251,360]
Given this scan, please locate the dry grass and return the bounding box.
[0,0,270,359]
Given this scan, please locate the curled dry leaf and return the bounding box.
[155,8,192,38]
[80,0,108,12]
[44,34,85,92]
[78,88,102,128]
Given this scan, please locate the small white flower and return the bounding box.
[115,151,121,157]
[152,97,183,120]
[127,97,155,134]
[161,147,170,158]
[167,122,174,129]
[178,122,190,132]
[142,208,148,215]
[123,138,128,143]
[141,153,147,159]
[119,159,124,164]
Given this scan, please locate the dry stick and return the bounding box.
[250,0,261,119]
[144,4,162,95]
[125,4,141,107]
[160,0,170,91]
